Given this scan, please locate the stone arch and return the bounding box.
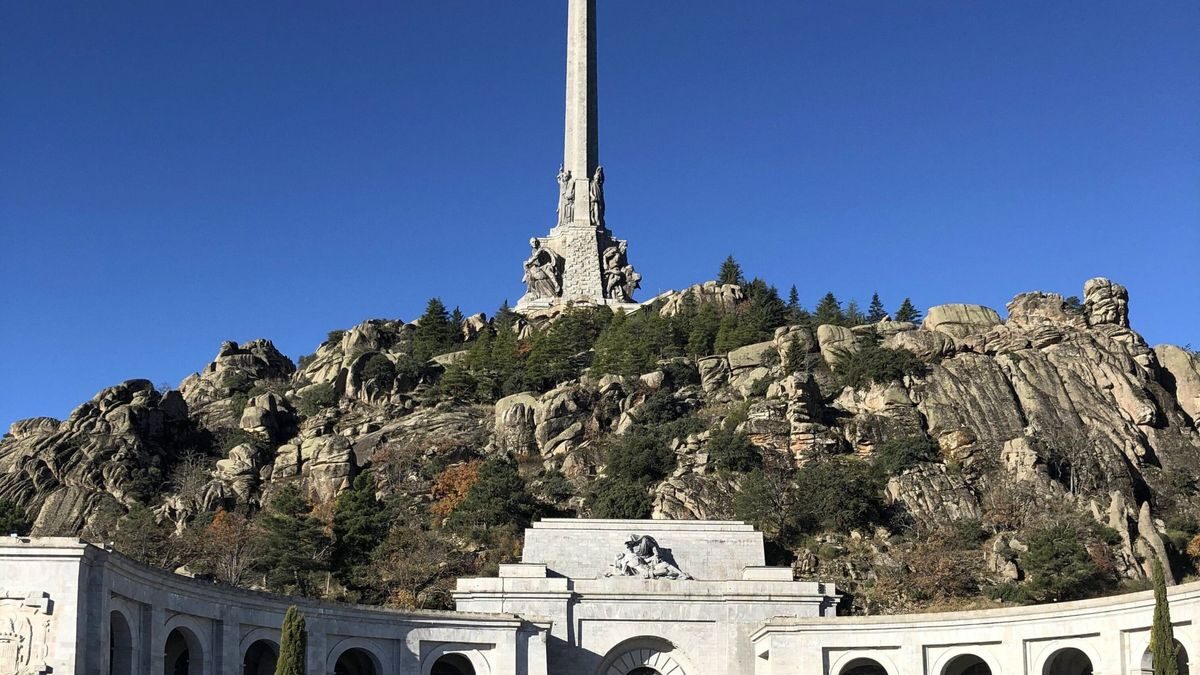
[242,639,279,675]
[1140,640,1190,675]
[940,653,993,675]
[109,609,135,675]
[1040,646,1095,675]
[164,625,205,675]
[421,644,490,675]
[328,639,385,675]
[835,653,902,672]
[596,636,695,675]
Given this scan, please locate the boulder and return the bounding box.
[922,304,1002,339]
[697,356,730,392]
[1155,345,1200,423]
[657,281,745,317]
[1006,292,1087,331]
[816,325,857,366]
[494,392,539,456]
[883,329,956,361]
[1084,277,1130,328]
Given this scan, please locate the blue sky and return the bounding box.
[2,1,1198,429]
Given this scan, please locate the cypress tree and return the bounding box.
[717,255,745,286]
[867,293,887,322]
[1150,558,1179,675]
[895,298,921,323]
[275,606,306,675]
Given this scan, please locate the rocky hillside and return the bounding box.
[2,275,1198,613]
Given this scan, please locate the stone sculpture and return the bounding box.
[601,241,640,303]
[589,166,606,228]
[556,166,575,227]
[604,534,691,580]
[523,238,564,300]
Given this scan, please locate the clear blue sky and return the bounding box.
[2,1,1198,429]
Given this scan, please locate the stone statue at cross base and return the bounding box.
[523,238,563,300]
[589,166,606,228]
[604,534,691,580]
[601,241,639,303]
[556,165,575,227]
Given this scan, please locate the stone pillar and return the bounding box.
[564,0,598,189]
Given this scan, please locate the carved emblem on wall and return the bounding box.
[604,534,691,580]
[0,590,52,675]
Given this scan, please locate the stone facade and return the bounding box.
[2,521,1199,674]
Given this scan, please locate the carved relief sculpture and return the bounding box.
[523,238,564,300]
[604,534,691,580]
[0,591,51,675]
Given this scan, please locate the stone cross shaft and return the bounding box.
[563,0,599,228]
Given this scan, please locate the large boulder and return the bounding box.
[657,281,745,317]
[1084,277,1130,328]
[494,392,539,456]
[816,325,857,366]
[1155,345,1200,424]
[922,304,1003,339]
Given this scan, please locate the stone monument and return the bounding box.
[518,0,640,312]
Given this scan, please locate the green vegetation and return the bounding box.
[832,337,927,389]
[717,255,745,286]
[0,498,31,536]
[894,298,921,323]
[1021,523,1112,602]
[707,407,760,473]
[447,456,534,536]
[332,474,390,584]
[874,435,940,476]
[296,383,338,416]
[259,485,331,595]
[359,353,397,390]
[1150,558,1179,675]
[275,606,307,675]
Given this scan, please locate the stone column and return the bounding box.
[564,0,598,196]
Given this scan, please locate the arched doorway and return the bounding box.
[841,658,888,675]
[110,611,134,675]
[943,654,992,675]
[243,640,279,675]
[431,653,476,675]
[1043,647,1093,675]
[164,628,203,675]
[334,648,379,675]
[1141,641,1190,675]
[597,636,690,675]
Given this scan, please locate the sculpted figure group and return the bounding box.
[602,240,640,303]
[604,534,691,580]
[522,238,563,301]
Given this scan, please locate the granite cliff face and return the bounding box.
[2,277,1198,610]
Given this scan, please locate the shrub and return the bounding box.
[326,330,346,345]
[296,383,338,416]
[874,435,939,476]
[793,458,885,532]
[707,408,760,473]
[1021,523,1112,602]
[832,339,927,389]
[605,429,676,485]
[359,353,397,390]
[589,478,652,519]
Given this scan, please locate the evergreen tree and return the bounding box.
[717,255,745,286]
[259,485,331,595]
[0,499,31,536]
[331,473,390,583]
[412,298,458,361]
[787,285,800,312]
[814,292,844,326]
[712,314,741,354]
[786,285,810,325]
[447,456,533,534]
[524,308,609,390]
[275,606,306,675]
[449,306,466,337]
[1150,558,1180,675]
[845,300,865,326]
[744,279,789,340]
[686,303,722,356]
[895,298,921,323]
[867,293,888,322]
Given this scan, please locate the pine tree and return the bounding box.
[412,298,458,361]
[275,606,306,675]
[814,292,844,326]
[259,485,331,595]
[717,255,745,286]
[867,293,887,322]
[449,306,466,340]
[845,300,865,326]
[1150,558,1179,675]
[447,456,533,534]
[0,499,31,536]
[895,298,921,323]
[331,473,390,583]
